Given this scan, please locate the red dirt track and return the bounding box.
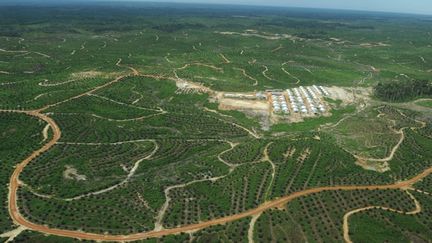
[7,109,432,241]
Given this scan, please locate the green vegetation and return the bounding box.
[255,189,420,242]
[350,190,432,242]
[0,3,432,243]
[416,99,432,108]
[21,142,155,198]
[12,231,84,243]
[270,105,356,133]
[162,161,272,227]
[325,106,402,158]
[374,79,432,102]
[191,218,250,242]
[0,113,45,232]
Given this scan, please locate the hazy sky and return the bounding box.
[6,0,432,15]
[120,0,432,15]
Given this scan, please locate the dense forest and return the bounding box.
[374,79,432,102]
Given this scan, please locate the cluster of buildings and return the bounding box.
[287,88,306,113]
[271,93,289,114]
[269,85,331,116]
[220,85,332,120]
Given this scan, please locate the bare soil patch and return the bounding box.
[70,71,104,79]
[63,165,87,181]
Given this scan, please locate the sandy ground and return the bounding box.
[359,42,391,48]
[213,86,366,130]
[218,97,268,111]
[262,142,275,200]
[175,80,210,94]
[215,30,303,42]
[247,213,262,243]
[33,52,51,59]
[39,71,116,87]
[219,53,231,64]
[0,225,27,243]
[281,70,300,84]
[172,70,212,94]
[63,165,87,181]
[326,86,355,103]
[271,44,283,53]
[233,67,258,86]
[262,65,272,81]
[70,71,104,79]
[41,124,50,142]
[216,94,270,131]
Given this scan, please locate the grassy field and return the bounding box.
[0,2,432,243]
[416,99,432,108]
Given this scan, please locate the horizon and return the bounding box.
[1,0,432,242]
[1,0,432,16]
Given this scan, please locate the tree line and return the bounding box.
[374,79,432,102]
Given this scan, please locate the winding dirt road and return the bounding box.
[6,110,432,242]
[233,67,258,86]
[3,64,432,241]
[281,62,301,84]
[343,190,422,243]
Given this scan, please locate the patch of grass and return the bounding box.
[324,106,401,158]
[349,213,408,243]
[270,105,356,133]
[416,99,432,108]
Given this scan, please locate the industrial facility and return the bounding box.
[217,85,333,124]
[268,85,330,117]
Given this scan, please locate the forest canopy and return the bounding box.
[374,79,432,102]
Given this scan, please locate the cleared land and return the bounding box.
[1,4,432,243]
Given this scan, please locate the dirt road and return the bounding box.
[3,63,432,242]
[343,190,421,243]
[7,111,432,242]
[354,108,425,165]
